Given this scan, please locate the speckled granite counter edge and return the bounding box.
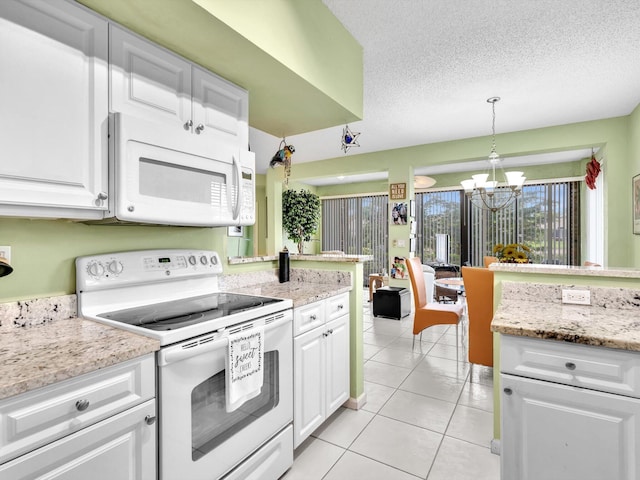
[228,254,373,264]
[491,282,640,351]
[0,294,160,400]
[490,263,640,278]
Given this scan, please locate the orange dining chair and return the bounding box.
[461,266,494,367]
[483,256,498,268]
[406,257,464,349]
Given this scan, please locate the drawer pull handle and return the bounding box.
[503,388,513,396]
[75,399,90,411]
[145,415,157,426]
[310,314,317,321]
[323,331,329,337]
[338,304,344,309]
[565,362,577,370]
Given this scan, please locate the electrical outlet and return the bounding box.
[0,246,10,263]
[562,289,591,305]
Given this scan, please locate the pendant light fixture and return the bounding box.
[460,97,526,212]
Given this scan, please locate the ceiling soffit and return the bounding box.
[76,0,363,137]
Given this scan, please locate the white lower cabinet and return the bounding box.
[293,293,350,448]
[501,335,640,480]
[0,354,156,479]
[0,399,156,480]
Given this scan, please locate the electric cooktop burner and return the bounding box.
[98,292,283,331]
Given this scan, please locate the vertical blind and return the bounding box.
[322,195,388,284]
[415,190,462,265]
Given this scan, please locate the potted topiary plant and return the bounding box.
[282,189,320,254]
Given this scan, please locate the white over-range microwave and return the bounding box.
[98,112,255,227]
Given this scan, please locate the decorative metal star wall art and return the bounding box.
[341,125,360,153]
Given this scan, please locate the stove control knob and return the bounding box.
[200,255,208,265]
[87,261,104,278]
[210,255,218,265]
[188,255,197,266]
[107,260,123,275]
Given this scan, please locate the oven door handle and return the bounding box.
[158,336,229,366]
[157,312,292,367]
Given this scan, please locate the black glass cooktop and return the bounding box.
[98,293,283,331]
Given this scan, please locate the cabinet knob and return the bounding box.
[145,415,156,425]
[503,387,513,396]
[565,362,577,370]
[184,120,193,130]
[309,314,317,321]
[195,123,205,134]
[327,329,334,334]
[75,399,90,411]
[323,331,329,337]
[338,304,344,310]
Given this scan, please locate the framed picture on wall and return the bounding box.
[391,202,408,225]
[634,173,640,235]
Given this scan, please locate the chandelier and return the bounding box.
[460,97,526,212]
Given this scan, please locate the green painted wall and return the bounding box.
[629,104,640,265]
[286,115,636,268]
[0,218,225,302]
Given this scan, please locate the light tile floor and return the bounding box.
[282,290,500,480]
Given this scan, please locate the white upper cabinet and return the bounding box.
[111,26,249,149]
[109,24,192,128]
[192,65,249,149]
[0,0,108,219]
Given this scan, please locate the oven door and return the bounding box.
[157,310,292,480]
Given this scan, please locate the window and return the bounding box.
[322,195,388,284]
[417,180,581,266]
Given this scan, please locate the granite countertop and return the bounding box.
[230,281,351,308]
[0,297,160,401]
[490,262,640,278]
[228,254,373,265]
[491,282,640,351]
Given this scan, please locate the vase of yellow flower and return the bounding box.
[493,243,531,263]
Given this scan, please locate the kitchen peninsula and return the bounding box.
[490,263,640,479]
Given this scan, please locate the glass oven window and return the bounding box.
[191,350,279,461]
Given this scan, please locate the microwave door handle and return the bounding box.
[232,154,242,221]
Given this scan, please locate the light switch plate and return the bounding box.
[562,289,591,305]
[0,246,10,263]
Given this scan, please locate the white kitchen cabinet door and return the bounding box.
[325,314,350,416]
[501,373,640,480]
[110,24,192,128]
[0,399,156,480]
[0,0,108,219]
[192,65,249,150]
[293,327,326,448]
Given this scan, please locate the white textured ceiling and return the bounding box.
[250,0,640,177]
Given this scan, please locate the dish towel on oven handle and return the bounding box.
[225,326,264,412]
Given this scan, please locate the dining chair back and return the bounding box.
[461,266,494,367]
[406,257,464,349]
[483,256,498,268]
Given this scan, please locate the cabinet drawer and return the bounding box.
[326,293,350,322]
[501,335,640,398]
[0,354,155,464]
[293,300,325,337]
